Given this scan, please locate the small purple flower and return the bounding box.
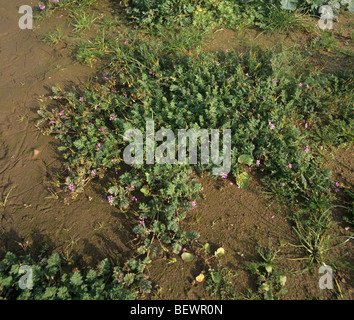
[220,173,228,179]
[182,248,187,253]
[227,77,231,82]
[91,170,96,176]
[335,182,340,187]
[58,110,64,116]
[68,184,75,192]
[256,160,261,166]
[139,220,145,226]
[245,73,249,77]
[132,196,137,202]
[281,183,285,187]
[305,123,308,129]
[39,4,45,10]
[79,97,84,101]
[298,82,303,87]
[269,122,275,130]
[49,120,55,125]
[190,201,197,208]
[108,196,114,204]
[124,40,129,45]
[96,142,101,151]
[110,114,116,121]
[149,70,153,74]
[305,145,310,153]
[288,163,292,169]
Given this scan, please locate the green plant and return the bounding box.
[290,208,353,270]
[71,10,99,31]
[254,4,311,34]
[0,252,140,300]
[40,27,66,46]
[205,260,238,299]
[246,242,287,300]
[0,187,14,208]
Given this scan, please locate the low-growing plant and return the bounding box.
[0,251,144,300]
[246,242,288,300]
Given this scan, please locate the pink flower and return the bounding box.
[132,196,137,201]
[288,163,292,169]
[269,122,275,130]
[245,73,249,77]
[298,83,303,87]
[68,184,75,192]
[281,183,285,186]
[79,97,84,101]
[91,170,96,176]
[220,173,228,179]
[96,143,101,151]
[335,182,340,187]
[306,84,310,89]
[305,123,308,129]
[305,145,310,153]
[256,160,261,166]
[58,110,64,116]
[39,4,45,10]
[190,201,197,208]
[107,196,114,204]
[110,114,116,121]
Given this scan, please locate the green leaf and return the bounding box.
[279,275,287,286]
[70,272,83,286]
[108,186,120,195]
[211,271,221,283]
[214,247,225,257]
[73,139,85,150]
[265,265,273,274]
[181,252,195,262]
[236,172,249,189]
[238,154,253,166]
[203,243,210,252]
[124,273,135,285]
[172,242,182,254]
[140,188,149,196]
[186,230,200,241]
[140,279,152,293]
